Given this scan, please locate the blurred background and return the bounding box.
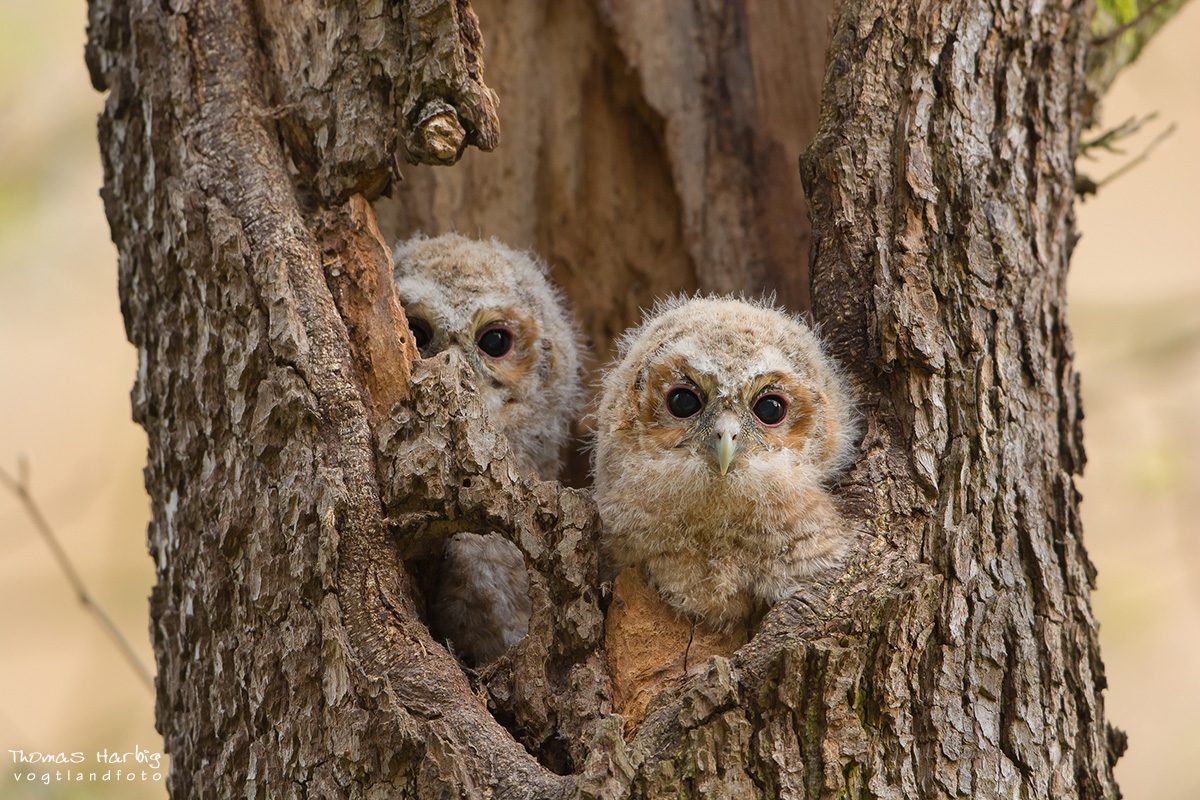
[0,2,1195,798]
[1070,2,1200,796]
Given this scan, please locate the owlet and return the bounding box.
[593,296,857,631]
[393,233,583,664]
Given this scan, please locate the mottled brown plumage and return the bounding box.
[593,296,857,630]
[393,233,583,664]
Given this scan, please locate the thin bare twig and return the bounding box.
[1094,122,1178,189]
[1079,113,1159,157]
[1077,120,1177,198]
[1093,0,1176,45]
[0,459,154,692]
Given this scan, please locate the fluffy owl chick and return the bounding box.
[393,232,583,477]
[393,232,583,664]
[593,296,857,631]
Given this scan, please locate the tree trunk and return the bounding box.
[87,0,1123,797]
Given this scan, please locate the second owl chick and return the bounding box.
[593,296,857,631]
[393,232,583,664]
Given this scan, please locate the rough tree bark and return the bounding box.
[87,0,1131,797]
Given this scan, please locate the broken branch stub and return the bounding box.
[253,0,500,204]
[398,0,500,164]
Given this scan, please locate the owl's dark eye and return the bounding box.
[408,318,432,350]
[477,327,513,359]
[752,394,788,426]
[666,387,704,419]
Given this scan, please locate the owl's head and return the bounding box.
[595,296,857,482]
[392,233,583,478]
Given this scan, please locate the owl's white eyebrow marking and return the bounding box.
[673,342,793,393]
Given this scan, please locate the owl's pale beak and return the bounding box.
[713,411,740,476]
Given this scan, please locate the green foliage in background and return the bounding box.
[0,2,101,254]
[1089,0,1194,105]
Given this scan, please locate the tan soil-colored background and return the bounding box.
[1,3,1196,798]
